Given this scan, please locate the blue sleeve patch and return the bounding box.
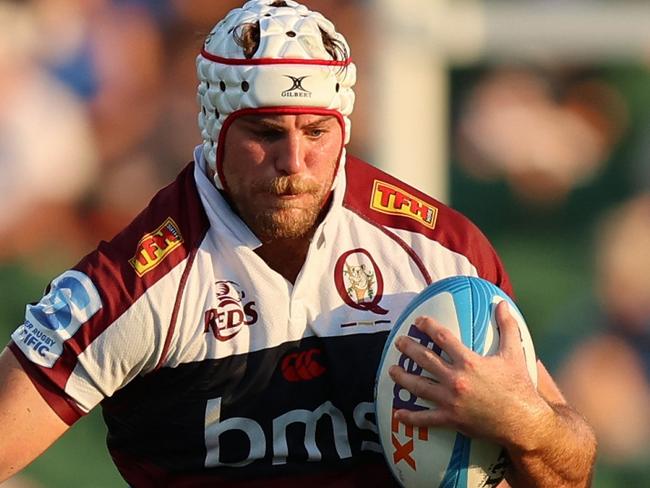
[12,270,103,368]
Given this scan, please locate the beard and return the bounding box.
[230,174,331,242]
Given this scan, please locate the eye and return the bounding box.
[307,128,326,138]
[252,128,283,141]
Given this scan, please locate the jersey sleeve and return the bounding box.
[433,205,514,297]
[9,262,166,425]
[8,162,208,425]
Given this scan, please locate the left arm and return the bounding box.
[389,301,596,488]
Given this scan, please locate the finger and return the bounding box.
[414,316,473,364]
[389,364,445,404]
[395,334,450,380]
[494,301,524,358]
[393,405,450,429]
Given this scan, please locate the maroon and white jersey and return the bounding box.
[9,150,512,487]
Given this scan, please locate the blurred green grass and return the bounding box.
[19,409,123,488]
[0,264,122,488]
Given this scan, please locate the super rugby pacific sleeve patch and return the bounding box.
[12,270,102,368]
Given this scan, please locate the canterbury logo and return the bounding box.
[371,180,438,229]
[282,75,312,98]
[281,348,326,382]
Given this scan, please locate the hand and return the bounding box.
[388,301,553,449]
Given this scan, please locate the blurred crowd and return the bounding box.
[454,62,650,483]
[455,66,629,207]
[454,60,650,488]
[559,194,650,465]
[2,0,650,487]
[0,0,370,269]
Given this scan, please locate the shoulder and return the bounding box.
[9,163,211,411]
[344,155,452,232]
[76,162,210,316]
[343,155,513,295]
[343,155,487,244]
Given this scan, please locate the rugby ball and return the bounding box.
[374,275,537,488]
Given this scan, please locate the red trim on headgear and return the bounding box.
[215,107,346,193]
[200,48,352,67]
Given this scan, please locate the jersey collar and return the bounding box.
[193,145,262,249]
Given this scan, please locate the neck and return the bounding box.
[255,236,312,284]
[254,193,334,283]
[213,176,334,285]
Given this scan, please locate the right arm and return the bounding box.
[0,347,70,483]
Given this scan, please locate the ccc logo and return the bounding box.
[281,348,326,382]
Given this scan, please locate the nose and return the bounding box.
[274,132,306,175]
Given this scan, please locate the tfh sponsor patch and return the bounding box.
[371,180,438,229]
[13,270,102,368]
[129,217,184,277]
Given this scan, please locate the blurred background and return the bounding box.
[1,0,649,486]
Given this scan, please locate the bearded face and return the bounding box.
[230,173,332,240]
[220,114,342,242]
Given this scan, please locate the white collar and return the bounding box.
[193,145,262,249]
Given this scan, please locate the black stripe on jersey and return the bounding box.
[100,331,393,483]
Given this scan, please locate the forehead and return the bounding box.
[235,113,339,129]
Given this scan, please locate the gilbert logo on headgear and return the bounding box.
[282,75,312,98]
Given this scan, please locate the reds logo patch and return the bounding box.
[334,249,388,315]
[371,180,438,229]
[204,280,258,342]
[129,218,183,277]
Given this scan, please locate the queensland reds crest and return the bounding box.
[204,281,258,341]
[334,249,388,315]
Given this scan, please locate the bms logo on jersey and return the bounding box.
[204,398,381,468]
[12,270,102,368]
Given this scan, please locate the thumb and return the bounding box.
[494,300,524,359]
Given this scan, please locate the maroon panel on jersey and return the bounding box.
[111,451,397,488]
[11,162,210,422]
[8,344,85,424]
[343,156,514,297]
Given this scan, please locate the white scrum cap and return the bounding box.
[196,0,357,190]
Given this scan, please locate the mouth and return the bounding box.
[275,191,307,199]
[265,192,314,207]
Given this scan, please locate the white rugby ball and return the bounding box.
[374,275,537,488]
